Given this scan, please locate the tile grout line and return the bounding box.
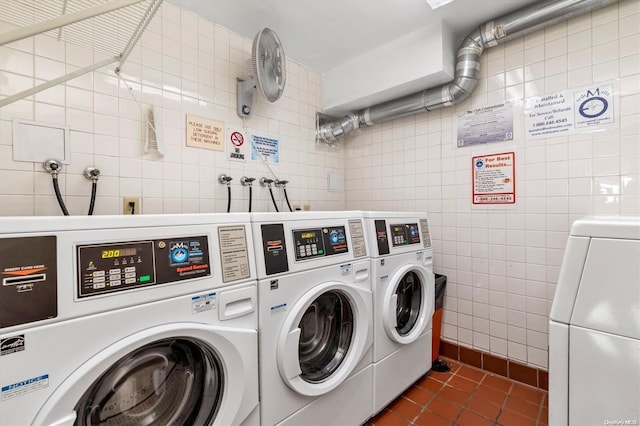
[409,366,456,424]
[408,362,462,425]
[450,374,482,425]
[373,359,548,426]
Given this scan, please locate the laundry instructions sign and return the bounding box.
[472,152,516,207]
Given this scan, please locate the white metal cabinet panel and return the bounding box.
[571,216,640,240]
[550,236,590,324]
[549,321,570,426]
[571,238,640,340]
[569,326,640,426]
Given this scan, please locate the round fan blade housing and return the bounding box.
[237,28,287,118]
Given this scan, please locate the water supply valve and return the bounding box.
[260,177,274,187]
[219,174,233,186]
[84,167,101,182]
[241,176,255,186]
[43,159,63,176]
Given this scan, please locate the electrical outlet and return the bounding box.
[303,204,310,211]
[123,197,140,215]
[292,205,300,211]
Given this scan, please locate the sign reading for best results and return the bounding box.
[472,152,516,206]
[186,114,224,151]
[524,82,618,139]
[456,101,515,148]
[226,127,248,162]
[251,134,280,164]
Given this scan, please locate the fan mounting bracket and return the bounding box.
[237,78,257,118]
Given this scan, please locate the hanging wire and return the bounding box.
[117,71,159,140]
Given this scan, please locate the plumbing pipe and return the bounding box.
[241,176,256,212]
[260,177,279,212]
[84,166,100,215]
[275,179,293,212]
[316,0,618,144]
[219,174,233,213]
[43,159,70,216]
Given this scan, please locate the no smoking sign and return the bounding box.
[230,131,244,147]
[227,128,247,162]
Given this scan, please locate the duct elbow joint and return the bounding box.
[316,113,360,144]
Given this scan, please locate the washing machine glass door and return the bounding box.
[298,290,353,383]
[74,337,223,426]
[277,282,372,397]
[383,265,433,344]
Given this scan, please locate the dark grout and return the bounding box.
[369,357,548,426]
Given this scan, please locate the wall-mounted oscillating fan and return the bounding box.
[237,28,287,118]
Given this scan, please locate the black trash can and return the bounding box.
[432,273,450,372]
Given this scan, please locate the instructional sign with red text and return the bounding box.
[472,152,516,206]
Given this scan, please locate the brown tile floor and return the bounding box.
[366,357,548,426]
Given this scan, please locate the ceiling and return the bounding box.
[168,0,539,74]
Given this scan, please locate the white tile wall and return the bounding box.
[1,0,638,371]
[0,2,345,216]
[345,1,640,370]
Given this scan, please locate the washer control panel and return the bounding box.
[390,223,421,247]
[293,226,349,261]
[77,236,210,298]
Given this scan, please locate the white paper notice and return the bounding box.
[348,220,367,258]
[472,152,516,206]
[226,127,248,162]
[218,226,251,283]
[525,83,618,139]
[456,101,515,148]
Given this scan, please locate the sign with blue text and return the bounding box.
[524,82,618,139]
[251,134,280,164]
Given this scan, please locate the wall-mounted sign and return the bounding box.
[226,127,248,162]
[456,101,515,147]
[472,152,516,206]
[186,114,224,151]
[524,82,618,139]
[251,133,280,164]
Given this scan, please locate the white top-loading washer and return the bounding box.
[0,214,260,426]
[252,211,374,426]
[549,216,640,426]
[363,211,435,413]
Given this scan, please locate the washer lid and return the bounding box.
[74,338,223,426]
[570,237,640,340]
[570,216,640,240]
[276,282,372,397]
[383,265,434,344]
[32,323,257,426]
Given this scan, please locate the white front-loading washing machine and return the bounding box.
[362,211,435,414]
[549,216,640,426]
[252,211,373,426]
[0,214,259,426]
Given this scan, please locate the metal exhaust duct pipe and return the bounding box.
[316,0,619,144]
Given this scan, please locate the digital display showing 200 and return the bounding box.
[101,248,137,258]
